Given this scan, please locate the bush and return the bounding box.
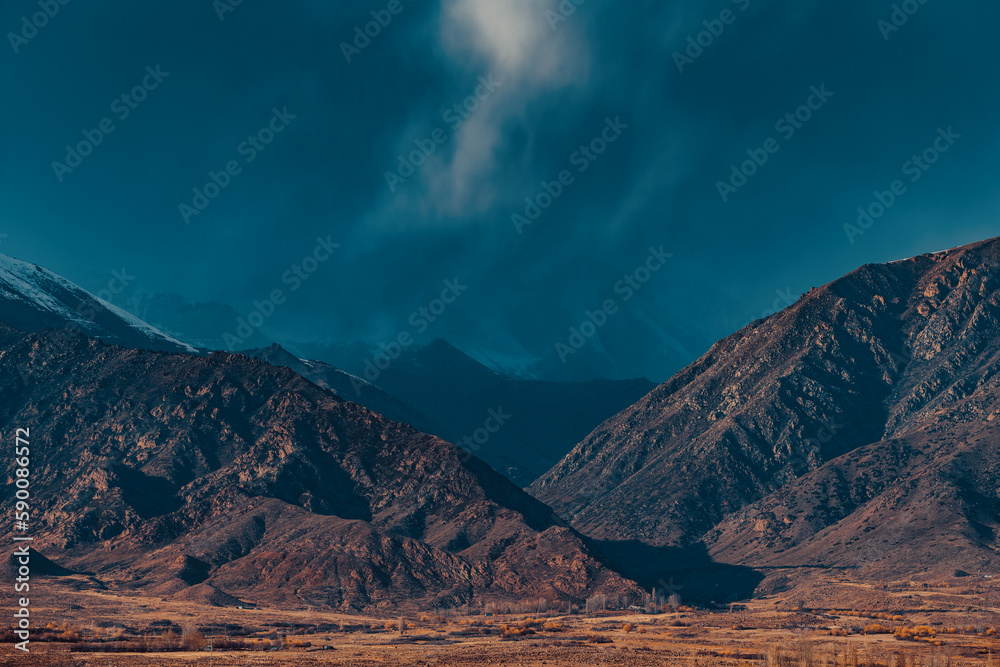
[864,623,892,635]
[894,625,936,641]
[181,628,207,651]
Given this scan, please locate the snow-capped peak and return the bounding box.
[0,253,197,354]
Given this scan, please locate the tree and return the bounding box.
[585,594,608,615]
[181,625,207,651]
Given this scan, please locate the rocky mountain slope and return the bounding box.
[0,254,195,354]
[243,343,441,437]
[291,339,655,485]
[0,324,641,611]
[532,236,1000,578]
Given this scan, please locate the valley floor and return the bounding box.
[4,574,1000,666]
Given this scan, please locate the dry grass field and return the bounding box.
[3,573,1000,666]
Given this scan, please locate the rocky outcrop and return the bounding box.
[531,237,1000,576]
[0,325,641,610]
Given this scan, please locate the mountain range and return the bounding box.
[0,255,653,487]
[1,321,641,611]
[532,236,1000,580]
[3,237,999,611]
[285,339,654,485]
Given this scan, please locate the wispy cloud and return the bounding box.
[440,0,585,87]
[382,0,591,219]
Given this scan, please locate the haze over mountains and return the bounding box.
[0,254,651,487]
[102,278,747,384]
[285,339,655,485]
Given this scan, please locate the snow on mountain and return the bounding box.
[0,254,197,354]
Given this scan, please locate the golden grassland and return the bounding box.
[3,575,1000,666]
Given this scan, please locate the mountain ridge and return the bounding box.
[0,323,644,610]
[531,235,1000,578]
[288,338,656,485]
[0,253,196,354]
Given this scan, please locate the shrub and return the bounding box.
[893,625,936,641]
[181,627,207,651]
[864,623,893,635]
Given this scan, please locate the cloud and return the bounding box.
[440,0,585,87]
[424,111,503,216]
[379,0,591,219]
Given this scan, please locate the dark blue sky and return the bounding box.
[1,0,998,381]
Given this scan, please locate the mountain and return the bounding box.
[0,322,641,611]
[243,343,441,437]
[0,254,196,355]
[288,339,656,486]
[105,280,744,385]
[519,275,753,384]
[91,287,657,486]
[113,291,274,352]
[532,237,1000,579]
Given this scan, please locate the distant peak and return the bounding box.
[0,253,196,354]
